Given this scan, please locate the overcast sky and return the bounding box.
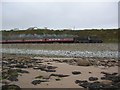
[2,0,119,30]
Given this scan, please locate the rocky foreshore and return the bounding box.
[0,54,119,89]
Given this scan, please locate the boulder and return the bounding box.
[76,59,90,66]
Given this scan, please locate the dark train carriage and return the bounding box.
[74,37,90,43]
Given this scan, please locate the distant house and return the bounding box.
[10,28,19,31]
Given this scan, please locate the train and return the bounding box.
[1,36,103,44]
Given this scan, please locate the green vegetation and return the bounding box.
[1,28,119,43]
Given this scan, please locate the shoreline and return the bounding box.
[2,53,118,59]
[1,48,118,58]
[1,43,119,89]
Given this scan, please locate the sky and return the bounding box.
[1,0,119,30]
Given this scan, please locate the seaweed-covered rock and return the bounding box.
[89,77,98,81]
[7,76,18,81]
[2,84,21,90]
[7,69,19,81]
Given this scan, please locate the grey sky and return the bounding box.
[2,1,118,30]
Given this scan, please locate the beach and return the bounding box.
[1,43,119,89]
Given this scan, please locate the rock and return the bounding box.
[27,64,33,68]
[2,80,11,85]
[62,60,68,63]
[50,74,70,77]
[36,60,43,63]
[89,77,98,81]
[72,71,81,75]
[35,74,50,79]
[38,65,47,69]
[2,61,9,64]
[75,80,88,84]
[114,82,120,89]
[75,80,90,88]
[111,75,120,83]
[53,59,62,63]
[15,64,27,68]
[101,71,110,75]
[31,79,49,85]
[47,66,57,69]
[55,78,61,81]
[112,73,118,76]
[33,67,40,69]
[102,84,118,90]
[88,82,103,90]
[101,77,106,80]
[8,64,16,68]
[7,69,19,81]
[39,68,56,72]
[100,80,112,85]
[16,69,29,74]
[79,81,90,88]
[89,72,92,74]
[69,59,76,64]
[47,63,52,65]
[75,79,118,90]
[31,80,41,85]
[75,72,120,90]
[45,69,56,72]
[34,65,57,72]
